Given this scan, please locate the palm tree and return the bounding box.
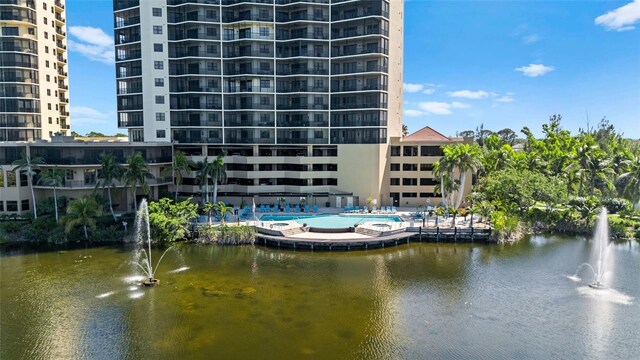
[618,153,640,205]
[210,153,227,204]
[37,167,65,223]
[443,144,483,209]
[433,157,454,207]
[162,150,194,201]
[64,197,102,240]
[214,201,234,226]
[96,153,124,221]
[122,152,154,212]
[12,153,45,219]
[195,157,213,204]
[203,201,217,224]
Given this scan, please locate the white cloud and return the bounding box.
[404,109,425,117]
[495,96,514,103]
[422,88,436,95]
[68,26,114,64]
[595,0,640,32]
[70,106,112,125]
[447,90,489,99]
[515,63,555,77]
[417,101,469,115]
[451,101,470,108]
[523,34,541,44]
[403,83,424,93]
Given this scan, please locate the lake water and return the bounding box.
[1,235,638,359]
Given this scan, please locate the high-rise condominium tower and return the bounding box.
[114,0,403,204]
[0,0,70,141]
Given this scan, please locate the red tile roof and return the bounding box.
[403,126,452,142]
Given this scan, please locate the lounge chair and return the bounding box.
[372,206,377,213]
[285,204,291,212]
[313,204,318,213]
[304,204,310,212]
[294,204,301,212]
[391,206,397,213]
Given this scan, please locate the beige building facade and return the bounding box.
[1,0,70,141]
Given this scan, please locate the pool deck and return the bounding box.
[255,226,493,251]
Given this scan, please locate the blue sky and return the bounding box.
[66,0,640,138]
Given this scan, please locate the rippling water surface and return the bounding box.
[1,236,638,359]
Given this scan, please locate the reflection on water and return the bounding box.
[1,235,639,359]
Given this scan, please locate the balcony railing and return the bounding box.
[223,32,274,41]
[332,65,388,75]
[224,67,273,76]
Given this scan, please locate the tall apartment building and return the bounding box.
[0,0,70,141]
[114,0,403,206]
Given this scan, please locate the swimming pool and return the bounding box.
[259,214,402,229]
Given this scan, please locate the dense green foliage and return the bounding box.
[147,198,199,242]
[197,224,255,245]
[458,116,640,241]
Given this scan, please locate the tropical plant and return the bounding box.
[147,198,198,242]
[210,153,227,204]
[96,153,124,221]
[214,201,234,225]
[37,167,65,223]
[618,153,640,205]
[122,152,154,212]
[12,153,45,219]
[162,150,194,201]
[195,157,212,204]
[441,143,484,209]
[64,197,102,240]
[203,201,217,224]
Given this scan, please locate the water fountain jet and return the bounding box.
[132,199,176,287]
[573,208,612,290]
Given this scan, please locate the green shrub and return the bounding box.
[1,221,23,234]
[602,198,631,214]
[197,224,255,245]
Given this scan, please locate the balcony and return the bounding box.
[57,69,67,77]
[276,104,328,110]
[276,68,328,76]
[332,65,388,75]
[332,46,388,57]
[222,12,273,23]
[55,0,64,9]
[332,28,389,40]
[118,118,143,127]
[225,103,273,110]
[55,13,65,24]
[276,13,328,23]
[56,41,66,50]
[57,55,67,63]
[224,67,273,76]
[223,32,274,41]
[277,85,329,93]
[332,9,389,22]
[223,49,273,58]
[59,96,69,103]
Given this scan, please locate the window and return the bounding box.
[259,9,269,19]
[44,18,47,25]
[7,171,16,187]
[0,170,4,187]
[260,80,270,89]
[421,146,443,156]
[46,75,50,82]
[48,103,52,110]
[152,8,162,16]
[155,96,164,104]
[420,193,431,198]
[390,163,400,171]
[47,89,51,96]
[402,193,417,198]
[2,27,19,36]
[402,178,417,186]
[156,113,165,121]
[403,163,418,171]
[21,200,29,211]
[153,26,162,34]
[390,178,400,186]
[154,61,163,69]
[206,45,217,54]
[28,28,35,35]
[0,201,3,212]
[156,130,166,138]
[6,201,18,212]
[48,117,52,124]
[391,146,400,156]
[206,27,216,36]
[259,62,270,72]
[259,96,269,105]
[44,32,48,39]
[403,146,418,156]
[259,27,269,36]
[205,10,215,19]
[45,46,49,53]
[45,60,50,68]
[420,163,434,171]
[43,3,47,9]
[420,178,438,186]
[259,44,269,54]
[154,43,163,52]
[155,78,164,87]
